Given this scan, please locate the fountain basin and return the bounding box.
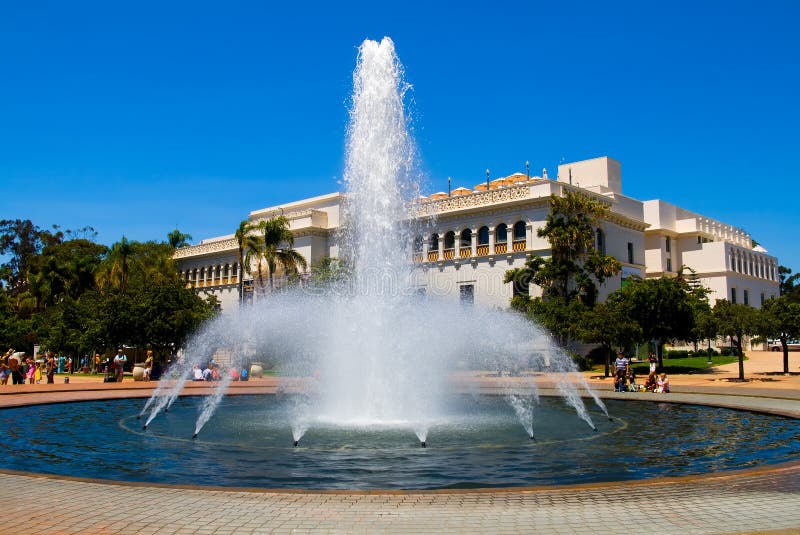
[0,394,797,490]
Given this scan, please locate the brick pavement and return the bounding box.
[1,364,799,534]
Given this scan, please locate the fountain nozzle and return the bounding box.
[529,434,536,441]
[137,415,141,420]
[420,441,426,448]
[142,424,147,430]
[192,433,198,439]
[608,417,614,422]
[293,440,299,447]
[592,426,598,432]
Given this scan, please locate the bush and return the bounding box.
[570,351,594,371]
[719,346,734,356]
[665,349,690,359]
[586,346,608,365]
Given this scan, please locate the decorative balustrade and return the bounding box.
[459,248,471,258]
[512,240,526,252]
[476,245,489,256]
[427,251,439,261]
[494,242,507,254]
[413,253,423,263]
[443,248,455,260]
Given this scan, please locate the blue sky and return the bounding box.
[1,1,799,271]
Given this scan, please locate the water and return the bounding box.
[142,36,599,442]
[2,396,798,489]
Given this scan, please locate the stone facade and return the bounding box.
[174,156,779,311]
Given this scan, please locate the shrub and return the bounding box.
[570,351,594,371]
[665,349,690,359]
[586,346,608,365]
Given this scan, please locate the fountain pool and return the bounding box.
[1,395,798,490]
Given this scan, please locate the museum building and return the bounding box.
[174,156,780,311]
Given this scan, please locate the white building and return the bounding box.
[174,156,780,310]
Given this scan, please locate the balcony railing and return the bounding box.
[413,253,423,263]
[459,248,471,258]
[494,242,507,254]
[476,245,489,256]
[512,240,526,252]
[427,251,439,261]
[443,248,455,260]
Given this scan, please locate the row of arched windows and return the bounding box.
[180,263,240,288]
[414,221,527,261]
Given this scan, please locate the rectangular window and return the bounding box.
[731,287,737,304]
[665,236,671,253]
[744,289,749,306]
[460,284,474,305]
[666,258,672,272]
[627,242,634,264]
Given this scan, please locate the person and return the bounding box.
[34,361,42,384]
[613,372,625,392]
[58,354,65,374]
[202,366,213,381]
[9,355,24,385]
[613,351,628,392]
[0,362,9,385]
[644,372,657,392]
[67,356,73,375]
[626,366,637,392]
[26,358,36,384]
[655,372,670,394]
[94,353,101,374]
[143,350,154,381]
[113,349,127,382]
[648,352,658,374]
[45,354,55,384]
[192,365,204,381]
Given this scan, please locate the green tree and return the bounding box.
[579,296,642,377]
[95,236,135,293]
[234,220,261,306]
[757,296,800,373]
[615,276,696,368]
[778,265,800,302]
[505,192,621,346]
[253,216,308,293]
[167,228,192,249]
[713,299,760,380]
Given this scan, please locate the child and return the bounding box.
[626,366,637,392]
[34,362,42,384]
[655,372,670,393]
[0,363,10,385]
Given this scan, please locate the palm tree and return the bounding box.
[254,215,307,293]
[95,236,135,293]
[167,229,192,249]
[234,220,261,306]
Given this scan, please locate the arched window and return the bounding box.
[513,221,526,241]
[459,229,472,248]
[444,231,455,249]
[429,233,439,250]
[596,229,606,255]
[478,226,489,245]
[495,223,508,243]
[413,235,424,252]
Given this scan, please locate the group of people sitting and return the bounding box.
[613,351,669,393]
[191,362,250,382]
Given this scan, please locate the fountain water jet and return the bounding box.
[140,36,599,446]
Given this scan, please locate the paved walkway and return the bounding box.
[0,351,799,534]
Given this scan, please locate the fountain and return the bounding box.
[0,38,798,490]
[139,37,604,445]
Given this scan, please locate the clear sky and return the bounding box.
[1,1,799,271]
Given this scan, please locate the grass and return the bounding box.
[594,355,742,376]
